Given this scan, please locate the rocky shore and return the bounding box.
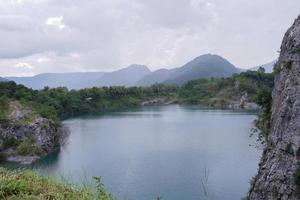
[0,102,67,164]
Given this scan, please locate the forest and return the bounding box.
[0,69,273,131]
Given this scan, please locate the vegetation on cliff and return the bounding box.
[179,68,273,107]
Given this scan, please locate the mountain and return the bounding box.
[136,54,238,86]
[0,77,7,82]
[96,64,151,87]
[135,68,177,86]
[249,60,277,73]
[8,72,105,89]
[7,55,238,88]
[164,54,238,85]
[8,64,151,90]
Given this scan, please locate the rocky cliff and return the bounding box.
[0,102,67,164]
[248,16,300,199]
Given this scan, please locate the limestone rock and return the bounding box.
[248,15,300,199]
[0,102,67,164]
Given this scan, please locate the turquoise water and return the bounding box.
[27,105,261,199]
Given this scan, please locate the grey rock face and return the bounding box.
[0,102,67,164]
[248,15,300,199]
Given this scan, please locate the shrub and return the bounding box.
[0,152,6,162]
[2,137,18,149]
[294,167,300,186]
[93,176,115,200]
[16,139,34,155]
[0,96,9,119]
[286,143,294,155]
[254,90,272,141]
[0,167,115,200]
[16,139,44,156]
[297,147,300,157]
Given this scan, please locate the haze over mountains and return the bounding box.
[5,54,275,89]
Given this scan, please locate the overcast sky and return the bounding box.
[0,0,299,77]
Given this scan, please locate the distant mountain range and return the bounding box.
[0,77,7,82]
[249,60,276,73]
[8,64,150,89]
[137,54,238,86]
[5,54,276,89]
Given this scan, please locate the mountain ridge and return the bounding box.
[6,54,271,89]
[8,64,150,89]
[137,54,238,86]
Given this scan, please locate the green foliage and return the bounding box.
[254,89,272,141]
[0,71,273,122]
[295,167,300,186]
[0,167,114,200]
[179,70,274,106]
[286,143,294,155]
[16,139,43,156]
[0,81,178,121]
[0,96,9,119]
[2,137,18,149]
[297,147,300,157]
[93,176,115,200]
[0,153,6,162]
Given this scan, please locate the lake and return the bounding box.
[25,105,262,199]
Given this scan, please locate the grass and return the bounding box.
[16,139,43,156]
[0,167,114,200]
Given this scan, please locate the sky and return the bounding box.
[0,0,299,77]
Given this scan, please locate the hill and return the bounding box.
[137,54,238,86]
[249,60,277,73]
[179,70,274,108]
[8,64,150,90]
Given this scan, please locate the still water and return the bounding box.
[27,105,261,199]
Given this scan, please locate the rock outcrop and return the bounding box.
[0,102,67,164]
[248,15,300,199]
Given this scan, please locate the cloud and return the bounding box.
[37,57,51,63]
[0,0,299,76]
[46,16,66,30]
[14,62,34,69]
[0,15,33,31]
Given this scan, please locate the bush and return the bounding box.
[0,153,6,162]
[297,147,300,157]
[16,139,34,155]
[254,90,272,141]
[2,137,18,149]
[295,167,300,186]
[0,167,115,200]
[0,96,9,119]
[286,143,294,155]
[16,139,44,156]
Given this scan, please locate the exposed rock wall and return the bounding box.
[0,102,67,164]
[249,16,300,199]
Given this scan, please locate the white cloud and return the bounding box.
[0,0,299,76]
[14,62,34,69]
[46,16,66,30]
[37,57,50,63]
